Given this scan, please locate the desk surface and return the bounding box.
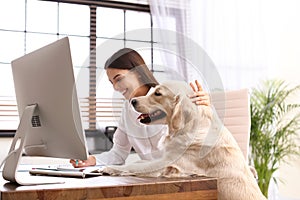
[1,172,217,200]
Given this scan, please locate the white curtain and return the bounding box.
[149,0,225,92]
[149,0,274,91]
[192,0,276,90]
[149,0,189,80]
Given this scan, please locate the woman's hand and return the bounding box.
[70,155,96,168]
[189,80,210,106]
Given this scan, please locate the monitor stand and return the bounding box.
[0,104,64,185]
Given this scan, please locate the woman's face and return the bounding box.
[106,68,144,99]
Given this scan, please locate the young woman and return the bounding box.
[70,48,209,167]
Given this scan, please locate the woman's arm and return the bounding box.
[70,127,132,167]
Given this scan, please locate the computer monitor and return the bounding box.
[1,37,89,184]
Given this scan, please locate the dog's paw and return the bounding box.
[102,166,122,176]
[162,166,180,176]
[102,166,135,176]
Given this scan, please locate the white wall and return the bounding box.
[273,22,300,200]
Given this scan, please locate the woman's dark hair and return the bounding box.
[104,48,159,88]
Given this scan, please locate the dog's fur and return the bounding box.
[103,81,266,200]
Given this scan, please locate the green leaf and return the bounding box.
[249,79,300,197]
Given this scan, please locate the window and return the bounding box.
[0,0,157,133]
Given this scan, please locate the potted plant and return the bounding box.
[250,79,300,197]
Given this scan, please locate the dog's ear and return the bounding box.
[170,95,185,132]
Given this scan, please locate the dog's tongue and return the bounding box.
[137,113,149,120]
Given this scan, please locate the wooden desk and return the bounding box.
[0,172,217,200]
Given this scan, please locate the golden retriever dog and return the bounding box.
[102,81,267,200]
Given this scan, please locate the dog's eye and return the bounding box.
[154,91,162,96]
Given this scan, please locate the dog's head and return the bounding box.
[131,81,211,133]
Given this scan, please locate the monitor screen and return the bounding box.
[10,37,88,160]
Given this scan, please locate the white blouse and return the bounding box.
[94,98,168,165]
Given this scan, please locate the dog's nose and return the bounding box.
[131,99,137,107]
